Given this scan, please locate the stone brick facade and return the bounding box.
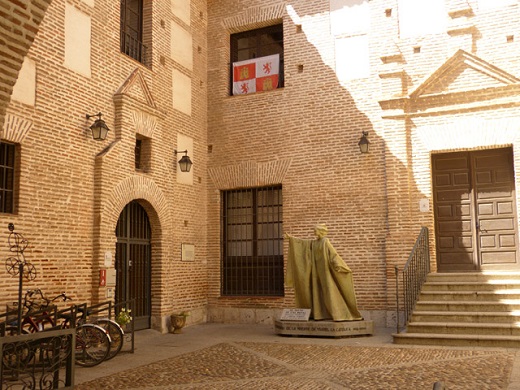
[2,0,520,332]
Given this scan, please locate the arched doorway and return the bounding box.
[115,200,151,330]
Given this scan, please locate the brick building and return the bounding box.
[1,0,520,334]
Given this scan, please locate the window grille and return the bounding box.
[0,142,15,214]
[221,185,284,296]
[120,0,148,65]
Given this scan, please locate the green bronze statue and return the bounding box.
[284,224,363,321]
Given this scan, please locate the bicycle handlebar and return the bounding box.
[24,289,72,311]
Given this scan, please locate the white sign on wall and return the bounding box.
[181,243,195,261]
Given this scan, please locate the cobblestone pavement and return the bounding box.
[75,326,516,390]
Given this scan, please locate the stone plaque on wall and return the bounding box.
[280,308,311,321]
[181,243,195,261]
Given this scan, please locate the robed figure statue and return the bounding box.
[285,224,363,321]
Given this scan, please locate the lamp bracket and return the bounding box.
[86,112,103,120]
[174,149,189,155]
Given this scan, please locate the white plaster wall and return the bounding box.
[170,22,193,70]
[478,0,516,11]
[335,35,370,80]
[64,4,91,77]
[11,57,36,106]
[330,0,369,37]
[397,0,447,38]
[172,69,192,116]
[172,0,191,25]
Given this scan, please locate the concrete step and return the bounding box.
[393,332,520,348]
[421,281,520,292]
[419,290,520,301]
[415,300,520,312]
[406,321,520,336]
[393,271,520,347]
[410,311,520,324]
[426,272,520,283]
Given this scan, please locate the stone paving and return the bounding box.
[75,338,515,389]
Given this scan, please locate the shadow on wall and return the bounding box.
[0,0,53,128]
[207,0,431,314]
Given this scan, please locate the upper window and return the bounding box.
[0,142,16,214]
[221,186,284,296]
[135,136,150,172]
[120,0,148,65]
[230,25,284,95]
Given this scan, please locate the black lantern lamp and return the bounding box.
[174,149,193,172]
[358,131,370,154]
[86,112,110,141]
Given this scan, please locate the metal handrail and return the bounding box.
[120,31,148,66]
[395,227,430,333]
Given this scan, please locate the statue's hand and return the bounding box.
[283,233,291,239]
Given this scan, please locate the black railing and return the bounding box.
[1,327,75,389]
[120,31,148,66]
[395,227,430,333]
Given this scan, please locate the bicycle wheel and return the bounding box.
[95,319,123,360]
[75,324,111,367]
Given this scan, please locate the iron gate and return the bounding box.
[115,201,151,330]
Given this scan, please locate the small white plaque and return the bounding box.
[419,198,429,212]
[280,308,311,321]
[181,243,195,261]
[104,251,113,267]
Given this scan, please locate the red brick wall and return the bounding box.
[0,0,208,332]
[0,0,51,128]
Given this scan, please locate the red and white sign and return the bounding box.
[232,54,280,95]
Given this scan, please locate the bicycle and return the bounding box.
[4,289,112,367]
[74,302,124,361]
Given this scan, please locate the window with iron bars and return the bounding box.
[221,185,284,296]
[0,142,16,214]
[120,0,148,65]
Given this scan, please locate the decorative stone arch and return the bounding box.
[103,176,171,228]
[222,4,286,33]
[99,176,172,329]
[208,159,292,190]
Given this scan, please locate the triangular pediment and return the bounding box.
[115,68,157,109]
[410,49,520,99]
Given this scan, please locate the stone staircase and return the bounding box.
[393,272,520,347]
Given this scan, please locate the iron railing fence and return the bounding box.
[395,227,430,334]
[1,327,75,389]
[120,31,148,66]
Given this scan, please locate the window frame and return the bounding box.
[221,185,284,297]
[0,142,17,214]
[229,24,284,95]
[120,0,148,65]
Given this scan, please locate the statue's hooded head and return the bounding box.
[314,224,328,238]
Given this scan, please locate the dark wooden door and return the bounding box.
[115,201,151,330]
[433,148,518,271]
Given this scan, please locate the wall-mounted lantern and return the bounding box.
[86,112,110,141]
[358,131,370,154]
[174,150,193,172]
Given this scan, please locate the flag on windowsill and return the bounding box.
[232,54,280,95]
